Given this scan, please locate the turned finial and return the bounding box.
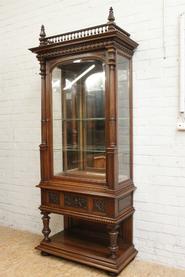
[40,25,46,38]
[107,7,115,23]
[39,25,46,46]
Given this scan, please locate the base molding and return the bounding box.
[36,230,137,274]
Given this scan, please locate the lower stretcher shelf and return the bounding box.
[36,230,137,274]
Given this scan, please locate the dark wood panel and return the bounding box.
[48,191,60,205]
[118,195,132,213]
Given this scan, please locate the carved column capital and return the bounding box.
[107,47,116,67]
[39,58,46,79]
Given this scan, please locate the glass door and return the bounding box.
[52,59,106,180]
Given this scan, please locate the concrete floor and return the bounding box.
[0,226,185,277]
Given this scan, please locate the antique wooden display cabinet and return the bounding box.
[29,8,138,276]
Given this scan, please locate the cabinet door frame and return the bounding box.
[47,51,108,186]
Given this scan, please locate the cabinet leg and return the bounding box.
[108,272,118,277]
[108,224,119,259]
[41,251,50,256]
[41,211,51,242]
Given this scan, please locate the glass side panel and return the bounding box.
[52,59,106,180]
[117,55,130,182]
[52,67,63,175]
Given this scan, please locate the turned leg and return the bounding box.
[41,211,51,242]
[108,272,118,277]
[108,224,119,259]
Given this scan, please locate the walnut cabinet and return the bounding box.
[29,7,138,276]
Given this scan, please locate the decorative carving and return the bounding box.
[64,193,88,209]
[108,7,115,23]
[39,40,113,59]
[40,206,135,224]
[107,7,116,31]
[29,17,131,49]
[108,224,119,259]
[36,40,133,61]
[46,24,109,44]
[48,191,60,205]
[93,199,106,213]
[41,211,51,242]
[39,25,46,46]
[38,58,46,79]
[107,47,116,67]
[111,41,133,56]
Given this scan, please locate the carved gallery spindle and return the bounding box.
[29,7,138,276]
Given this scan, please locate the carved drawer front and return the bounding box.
[47,191,60,206]
[64,193,88,210]
[43,190,111,216]
[93,198,106,213]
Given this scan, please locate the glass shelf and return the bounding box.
[62,148,106,153]
[53,118,105,121]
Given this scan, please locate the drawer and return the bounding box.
[42,189,113,217]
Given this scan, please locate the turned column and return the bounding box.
[108,224,119,259]
[41,211,51,242]
[106,45,118,190]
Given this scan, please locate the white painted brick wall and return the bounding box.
[0,0,185,270]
